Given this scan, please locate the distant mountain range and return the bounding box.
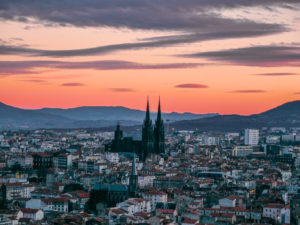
[170,100,300,131]
[1,100,299,131]
[0,102,217,130]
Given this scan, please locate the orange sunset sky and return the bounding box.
[0,1,300,115]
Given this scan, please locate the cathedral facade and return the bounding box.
[106,98,165,161]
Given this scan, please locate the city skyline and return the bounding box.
[1,1,300,115]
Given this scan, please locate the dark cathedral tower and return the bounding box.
[128,156,139,197]
[154,97,165,154]
[141,97,154,160]
[114,122,123,141]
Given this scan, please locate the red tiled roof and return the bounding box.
[76,192,90,198]
[225,195,242,200]
[20,208,39,214]
[157,209,174,214]
[264,203,284,208]
[5,182,22,187]
[110,208,127,215]
[42,197,68,203]
[182,218,198,224]
[144,191,166,195]
[211,212,234,218]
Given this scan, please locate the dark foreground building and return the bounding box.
[87,183,128,209]
[106,98,165,161]
[88,157,139,210]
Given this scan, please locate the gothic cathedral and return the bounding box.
[106,97,165,161]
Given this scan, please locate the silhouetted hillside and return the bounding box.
[0,102,217,129]
[170,100,300,131]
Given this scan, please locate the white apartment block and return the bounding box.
[17,208,44,221]
[5,183,35,200]
[142,191,167,211]
[244,129,259,145]
[232,146,253,157]
[263,203,290,224]
[7,155,33,168]
[117,198,151,214]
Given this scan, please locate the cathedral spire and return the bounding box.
[142,97,154,160]
[154,96,165,154]
[114,121,123,141]
[146,96,150,122]
[129,155,138,196]
[157,96,161,121]
[131,156,137,176]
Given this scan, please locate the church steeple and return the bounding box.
[129,156,138,197]
[154,97,165,154]
[131,155,137,176]
[114,122,123,141]
[142,97,154,160]
[146,96,150,122]
[142,96,153,137]
[157,96,162,122]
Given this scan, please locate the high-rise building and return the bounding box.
[244,129,259,145]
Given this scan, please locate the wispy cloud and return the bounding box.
[18,79,48,83]
[0,60,203,75]
[0,25,287,57]
[230,90,266,93]
[175,83,209,88]
[0,0,296,30]
[184,45,300,67]
[0,0,296,62]
[294,92,300,95]
[109,88,136,92]
[61,82,85,87]
[255,72,298,76]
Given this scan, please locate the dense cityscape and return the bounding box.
[0,100,300,225]
[1,0,300,224]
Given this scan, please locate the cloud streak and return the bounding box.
[0,25,287,57]
[109,88,136,92]
[175,83,208,88]
[0,60,203,75]
[184,45,300,67]
[61,82,85,87]
[255,72,298,76]
[0,1,295,58]
[0,0,297,30]
[230,90,266,93]
[18,79,48,83]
